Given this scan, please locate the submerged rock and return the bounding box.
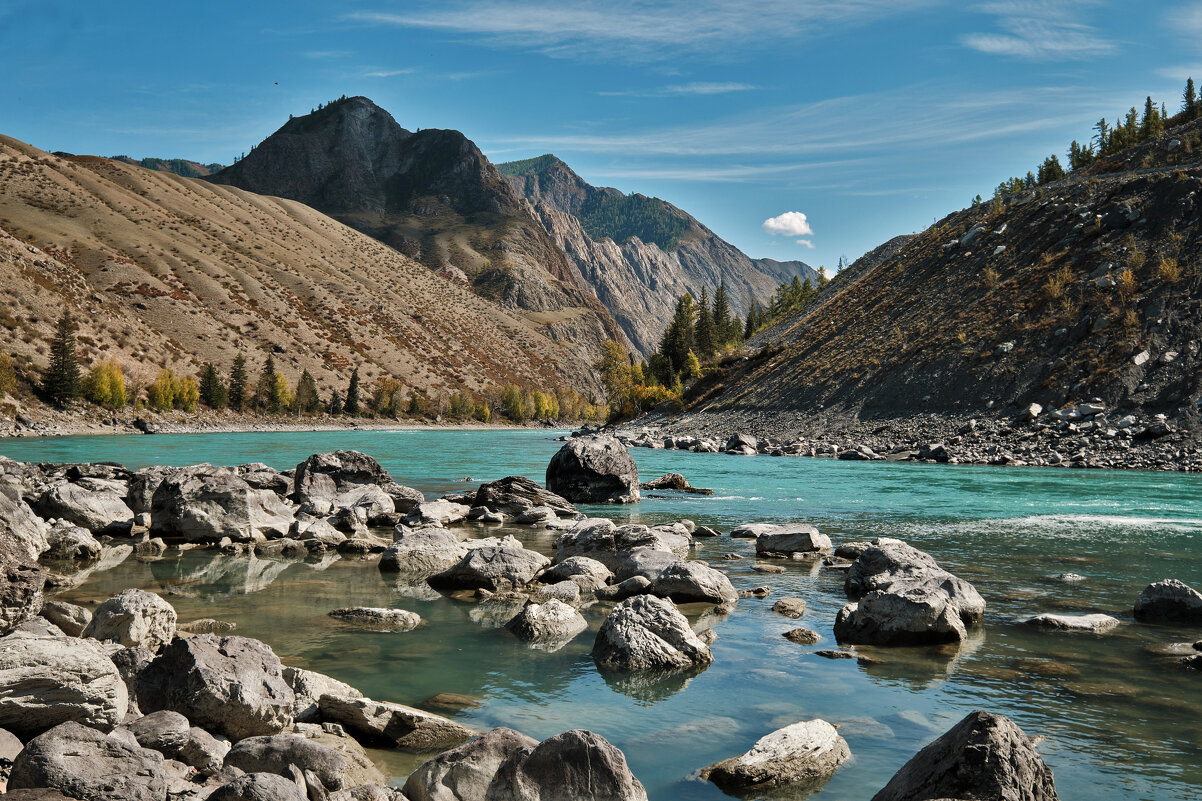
[1024,613,1121,633]
[485,729,648,801]
[701,719,850,793]
[0,633,128,737]
[328,607,421,632]
[592,595,713,672]
[9,721,166,801]
[403,726,537,801]
[546,436,640,505]
[639,473,713,495]
[1133,579,1202,624]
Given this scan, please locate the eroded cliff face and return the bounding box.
[501,155,814,355]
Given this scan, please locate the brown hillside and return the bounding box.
[0,135,604,403]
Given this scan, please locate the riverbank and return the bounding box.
[615,405,1202,472]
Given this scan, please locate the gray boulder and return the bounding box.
[404,500,471,528]
[755,525,832,556]
[651,560,737,607]
[83,589,177,653]
[728,523,780,539]
[539,556,613,587]
[403,726,537,801]
[136,635,294,741]
[871,710,1058,801]
[834,587,967,646]
[612,547,679,583]
[556,520,688,572]
[328,607,421,632]
[0,490,49,561]
[380,529,468,575]
[592,595,713,672]
[129,709,191,757]
[35,482,133,533]
[845,539,985,625]
[179,726,232,775]
[207,772,307,801]
[428,539,550,592]
[473,476,577,516]
[9,721,166,801]
[0,725,20,787]
[151,465,294,543]
[226,733,351,790]
[293,450,420,517]
[0,634,128,737]
[594,576,653,602]
[317,694,475,751]
[545,436,639,504]
[702,719,850,793]
[1133,579,1202,624]
[485,729,647,801]
[39,600,91,637]
[282,666,363,724]
[110,646,153,717]
[505,600,587,646]
[0,550,44,638]
[42,522,102,561]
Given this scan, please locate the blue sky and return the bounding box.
[2,1,1200,270]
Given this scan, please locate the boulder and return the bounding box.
[639,474,713,495]
[109,646,153,717]
[870,710,1058,801]
[545,436,639,504]
[729,523,781,539]
[293,450,420,516]
[428,540,550,592]
[39,600,92,637]
[404,500,471,528]
[207,772,307,801]
[8,721,166,801]
[834,587,967,646]
[725,434,757,452]
[755,525,832,556]
[0,725,20,786]
[783,628,821,644]
[180,726,232,775]
[225,733,351,790]
[381,528,468,575]
[513,506,557,525]
[485,729,647,801]
[1133,579,1202,624]
[773,598,807,618]
[650,560,738,606]
[0,634,128,737]
[0,491,49,562]
[282,667,363,724]
[554,520,688,571]
[701,719,850,793]
[473,476,576,516]
[42,522,102,561]
[539,556,613,586]
[129,709,191,757]
[845,539,985,624]
[83,588,177,653]
[0,540,46,638]
[328,607,421,632]
[151,465,294,543]
[592,595,713,672]
[505,600,587,645]
[318,694,475,751]
[136,634,294,741]
[613,547,679,583]
[1024,613,1121,633]
[403,726,537,801]
[595,576,653,602]
[35,482,133,533]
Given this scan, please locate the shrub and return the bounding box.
[475,401,491,423]
[1044,265,1073,301]
[982,267,1000,290]
[500,384,526,422]
[147,369,199,412]
[83,359,126,410]
[1117,267,1138,300]
[1156,256,1182,284]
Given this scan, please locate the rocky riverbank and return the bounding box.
[614,402,1202,471]
[1,437,1198,799]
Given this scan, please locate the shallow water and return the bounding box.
[4,429,1201,800]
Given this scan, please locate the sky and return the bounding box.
[2,1,1200,271]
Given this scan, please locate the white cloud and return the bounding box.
[796,239,815,248]
[364,69,415,78]
[762,212,814,237]
[961,1,1115,61]
[599,81,757,97]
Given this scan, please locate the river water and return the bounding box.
[2,429,1200,800]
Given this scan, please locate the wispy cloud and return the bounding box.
[346,1,936,60]
[305,50,350,59]
[364,68,415,78]
[588,159,863,183]
[961,1,1115,61]
[600,81,757,97]
[796,239,815,248]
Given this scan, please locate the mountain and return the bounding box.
[109,156,225,178]
[0,134,604,405]
[205,97,628,360]
[678,115,1202,431]
[497,154,815,355]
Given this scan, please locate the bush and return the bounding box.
[1044,265,1073,301]
[83,359,126,410]
[147,369,198,412]
[1156,256,1182,284]
[1117,267,1138,300]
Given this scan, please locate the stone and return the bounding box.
[650,560,738,606]
[845,539,985,625]
[545,436,639,504]
[505,599,587,646]
[870,710,1058,801]
[129,709,191,756]
[318,694,476,751]
[428,540,550,592]
[0,536,46,637]
[528,580,582,606]
[226,733,352,790]
[783,628,821,645]
[151,465,294,543]
[207,772,307,801]
[701,719,850,793]
[178,618,238,635]
[639,474,713,495]
[293,450,419,517]
[0,634,128,737]
[773,598,807,618]
[592,595,713,672]
[109,646,153,717]
[729,523,781,539]
[472,476,576,516]
[556,521,689,573]
[282,667,363,724]
[404,500,471,528]
[752,563,786,574]
[0,491,49,562]
[180,726,231,775]
[1024,613,1121,633]
[514,506,557,525]
[38,600,91,637]
[1019,403,1043,422]
[328,607,421,632]
[35,482,133,533]
[0,725,20,786]
[484,729,647,801]
[834,587,968,646]
[380,528,468,576]
[42,522,102,561]
[83,588,177,653]
[539,556,613,586]
[595,576,653,602]
[725,434,757,452]
[755,525,832,556]
[692,525,721,538]
[738,587,770,599]
[403,726,537,801]
[1133,578,1202,623]
[9,721,166,801]
[136,634,294,741]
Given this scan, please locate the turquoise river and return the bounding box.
[2,429,1200,800]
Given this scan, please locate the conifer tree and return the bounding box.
[228,355,248,411]
[1185,78,1198,119]
[712,281,736,344]
[198,363,227,409]
[658,293,696,375]
[694,286,716,359]
[42,308,81,406]
[328,390,343,415]
[256,354,283,413]
[294,369,320,414]
[744,303,759,339]
[344,368,360,415]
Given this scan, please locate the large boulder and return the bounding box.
[225,733,352,791]
[8,721,166,801]
[834,587,967,646]
[207,772,307,801]
[39,600,92,637]
[42,522,102,561]
[546,436,639,505]
[281,667,363,724]
[650,560,738,607]
[1024,613,1121,633]
[34,482,133,534]
[554,520,688,572]
[1133,579,1202,624]
[83,589,177,653]
[0,634,128,737]
[150,465,294,543]
[404,500,471,528]
[0,536,45,637]
[701,719,850,793]
[0,725,20,787]
[136,634,294,741]
[428,539,550,592]
[473,476,577,516]
[505,600,588,646]
[381,528,469,575]
[403,726,538,801]
[755,524,832,557]
[539,556,613,589]
[592,595,713,672]
[845,539,985,624]
[485,729,648,801]
[293,450,421,516]
[0,490,50,561]
[317,694,475,751]
[871,710,1058,801]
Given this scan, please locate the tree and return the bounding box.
[255,354,283,413]
[1037,154,1066,184]
[228,355,248,411]
[596,340,632,404]
[83,359,126,410]
[1185,78,1199,119]
[694,287,716,359]
[147,369,197,412]
[327,390,344,415]
[344,368,360,415]
[712,281,736,344]
[500,384,526,422]
[407,392,423,417]
[684,350,702,379]
[42,308,81,405]
[294,369,320,414]
[198,363,227,409]
[743,303,760,339]
[658,293,696,375]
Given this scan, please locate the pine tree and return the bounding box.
[1185,78,1198,119]
[743,303,759,339]
[694,286,716,359]
[1093,118,1110,155]
[712,281,735,344]
[198,363,227,409]
[344,368,360,415]
[42,308,81,405]
[256,354,282,413]
[294,369,320,414]
[658,294,696,375]
[228,355,248,411]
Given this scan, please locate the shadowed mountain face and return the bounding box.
[498,154,815,355]
[206,97,629,359]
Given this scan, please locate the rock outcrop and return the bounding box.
[1134,579,1202,623]
[701,720,850,793]
[592,595,713,672]
[0,634,128,737]
[546,437,639,504]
